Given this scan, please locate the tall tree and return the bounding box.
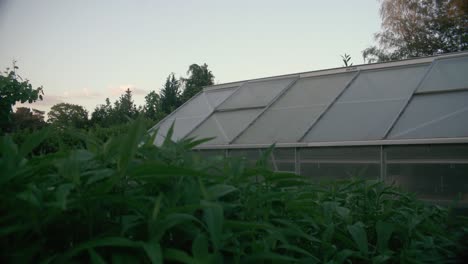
[48,103,89,129]
[160,73,181,115]
[0,62,43,132]
[11,107,46,131]
[363,0,468,63]
[143,90,163,121]
[181,63,214,102]
[113,88,139,122]
[91,98,113,127]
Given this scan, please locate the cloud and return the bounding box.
[108,84,148,96]
[64,87,102,98]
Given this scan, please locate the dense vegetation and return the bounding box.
[1,118,467,263]
[363,0,468,62]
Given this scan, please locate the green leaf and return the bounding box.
[206,184,237,200]
[192,233,209,261]
[142,241,163,264]
[347,222,368,256]
[19,128,49,158]
[202,201,223,251]
[376,221,394,253]
[164,248,196,264]
[117,117,145,173]
[88,249,107,264]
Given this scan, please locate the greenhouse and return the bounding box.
[150,52,468,205]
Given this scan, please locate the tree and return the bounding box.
[113,88,139,122]
[0,62,43,132]
[11,107,46,131]
[48,103,89,129]
[160,73,181,115]
[90,98,113,127]
[363,0,468,63]
[181,63,214,102]
[143,90,163,121]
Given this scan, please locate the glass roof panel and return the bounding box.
[153,88,236,144]
[417,55,468,93]
[235,73,355,144]
[217,77,296,110]
[188,109,262,145]
[388,91,468,139]
[303,65,428,142]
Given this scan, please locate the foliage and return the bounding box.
[1,118,467,263]
[363,0,468,63]
[181,63,214,102]
[160,73,181,115]
[144,90,164,122]
[0,63,44,132]
[341,54,353,67]
[11,107,46,131]
[91,98,114,127]
[113,88,139,122]
[48,102,89,129]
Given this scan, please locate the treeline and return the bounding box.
[1,63,214,133]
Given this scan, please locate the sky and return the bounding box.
[0,0,381,115]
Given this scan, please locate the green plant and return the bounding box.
[1,118,466,263]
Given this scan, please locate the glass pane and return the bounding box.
[154,89,235,145]
[388,91,468,139]
[276,162,295,172]
[300,163,380,181]
[387,163,468,202]
[235,73,354,144]
[303,65,428,142]
[228,149,262,167]
[300,146,380,162]
[417,55,468,93]
[205,87,237,108]
[188,109,262,145]
[303,100,407,141]
[217,77,296,110]
[385,144,468,161]
[198,149,225,158]
[273,148,295,161]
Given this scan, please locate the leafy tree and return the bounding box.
[11,107,46,131]
[160,73,181,115]
[91,98,114,127]
[48,103,89,129]
[363,0,468,63]
[143,90,163,121]
[181,63,214,102]
[0,62,43,132]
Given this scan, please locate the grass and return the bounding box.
[1,118,467,263]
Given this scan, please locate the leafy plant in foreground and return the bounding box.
[1,118,467,263]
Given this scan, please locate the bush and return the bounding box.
[1,118,467,263]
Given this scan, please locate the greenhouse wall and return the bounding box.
[198,144,468,205]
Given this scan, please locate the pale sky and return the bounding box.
[0,0,381,114]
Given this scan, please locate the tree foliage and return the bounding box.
[143,90,163,121]
[363,0,468,63]
[160,73,181,115]
[48,103,89,129]
[113,88,139,122]
[181,63,214,102]
[11,107,46,131]
[0,63,43,132]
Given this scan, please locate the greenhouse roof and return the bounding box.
[150,52,468,149]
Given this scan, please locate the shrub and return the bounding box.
[1,118,467,263]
